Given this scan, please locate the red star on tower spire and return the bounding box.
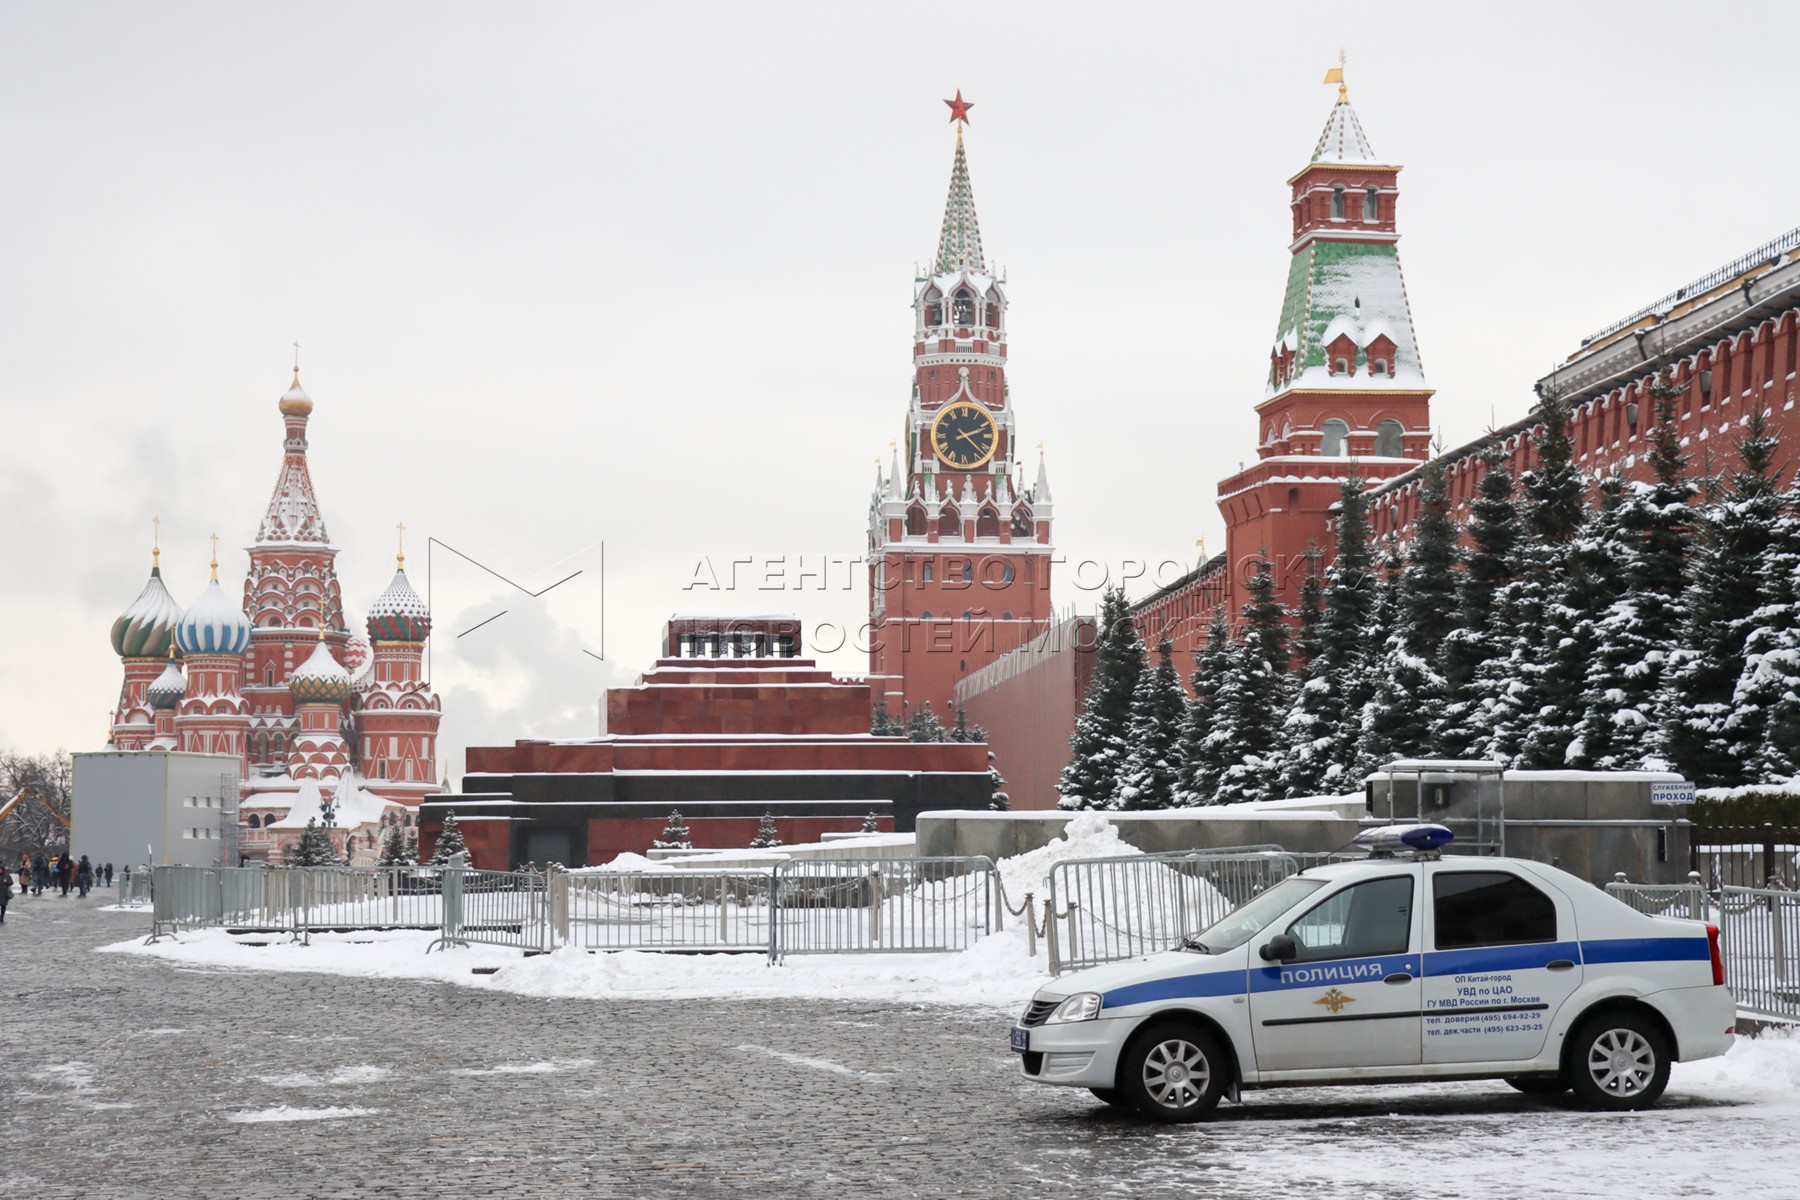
[944,90,973,125]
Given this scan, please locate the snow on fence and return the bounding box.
[1046,849,1312,975]
[769,856,998,963]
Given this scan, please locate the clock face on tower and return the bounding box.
[929,402,999,470]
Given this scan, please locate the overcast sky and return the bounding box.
[3,1,1796,781]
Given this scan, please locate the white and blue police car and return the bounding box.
[1012,825,1735,1121]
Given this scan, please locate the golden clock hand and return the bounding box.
[956,429,986,449]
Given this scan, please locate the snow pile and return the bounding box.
[1672,1023,1800,1100]
[996,811,1140,902]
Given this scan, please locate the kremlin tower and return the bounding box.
[1213,67,1432,613]
[867,93,1056,719]
[104,365,444,863]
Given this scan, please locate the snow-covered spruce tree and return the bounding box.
[653,808,693,850]
[749,811,782,849]
[986,750,1010,811]
[1573,374,1696,770]
[1178,611,1234,804]
[1520,474,1628,769]
[948,703,976,742]
[1364,460,1459,760]
[1659,407,1785,785]
[905,702,948,743]
[1734,464,1800,779]
[1469,390,1586,763]
[402,830,419,865]
[860,810,880,833]
[1208,555,1292,805]
[1437,448,1518,758]
[1058,587,1146,810]
[428,810,467,866]
[1291,545,1326,674]
[1281,478,1375,796]
[870,698,900,736]
[1116,638,1189,810]
[1349,537,1407,778]
[377,822,409,867]
[288,818,342,868]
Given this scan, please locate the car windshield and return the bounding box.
[1183,876,1328,952]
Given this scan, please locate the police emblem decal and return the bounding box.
[1314,987,1355,1014]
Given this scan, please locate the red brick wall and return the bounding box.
[956,618,1096,810]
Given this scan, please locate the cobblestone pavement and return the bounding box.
[1,893,1792,1200]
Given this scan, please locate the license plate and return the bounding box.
[1010,1026,1030,1052]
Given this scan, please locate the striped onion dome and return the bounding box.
[367,566,431,643]
[288,637,352,705]
[340,635,372,679]
[111,563,185,659]
[175,575,252,656]
[146,655,186,709]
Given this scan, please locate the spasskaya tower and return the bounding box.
[867,93,1055,721]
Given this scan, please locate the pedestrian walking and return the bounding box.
[121,864,131,893]
[104,862,114,888]
[58,855,72,897]
[75,855,93,898]
[32,852,48,896]
[0,866,13,923]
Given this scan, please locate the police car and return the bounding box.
[1012,825,1735,1121]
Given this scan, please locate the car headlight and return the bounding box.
[1045,991,1102,1024]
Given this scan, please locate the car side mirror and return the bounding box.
[1259,934,1298,963]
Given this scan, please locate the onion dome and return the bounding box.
[175,551,252,656]
[111,551,185,659]
[288,634,352,705]
[367,560,431,643]
[146,645,185,710]
[279,367,313,418]
[340,634,372,680]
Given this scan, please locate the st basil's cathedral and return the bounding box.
[106,369,442,862]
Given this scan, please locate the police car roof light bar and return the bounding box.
[1351,823,1456,856]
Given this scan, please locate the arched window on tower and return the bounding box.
[975,506,1000,539]
[1011,506,1033,538]
[923,288,942,327]
[953,289,974,325]
[1331,186,1346,220]
[1320,418,1350,457]
[1363,188,1379,221]
[939,505,962,540]
[1374,419,1404,457]
[906,505,928,537]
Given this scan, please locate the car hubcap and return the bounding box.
[1142,1039,1210,1109]
[1587,1029,1654,1097]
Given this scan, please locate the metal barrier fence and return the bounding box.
[1047,850,1308,975]
[1604,874,1708,923]
[428,865,551,954]
[118,870,154,905]
[1693,826,1800,890]
[559,869,776,953]
[1717,884,1800,1022]
[770,856,996,964]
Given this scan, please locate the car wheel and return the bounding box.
[1117,1020,1228,1123]
[1088,1087,1133,1110]
[1503,1075,1570,1095]
[1564,1011,1671,1111]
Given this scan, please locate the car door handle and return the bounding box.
[1546,960,1576,971]
[1383,973,1413,984]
